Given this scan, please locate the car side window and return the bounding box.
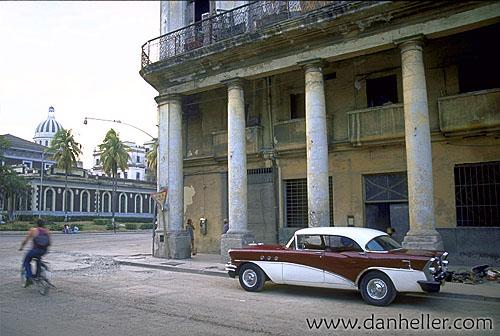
[297,235,325,250]
[324,235,362,252]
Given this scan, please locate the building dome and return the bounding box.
[33,106,64,147]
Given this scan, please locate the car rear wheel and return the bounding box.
[238,263,265,292]
[360,271,397,306]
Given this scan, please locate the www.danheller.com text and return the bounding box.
[306,314,493,331]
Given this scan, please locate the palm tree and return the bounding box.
[145,138,158,181]
[99,129,130,233]
[49,129,82,222]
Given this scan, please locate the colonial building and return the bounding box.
[140,1,500,263]
[1,134,155,221]
[33,106,63,147]
[91,141,154,181]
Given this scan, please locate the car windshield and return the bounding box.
[365,235,402,251]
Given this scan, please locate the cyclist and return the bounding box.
[19,219,51,287]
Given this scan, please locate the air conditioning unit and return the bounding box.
[201,12,210,20]
[215,9,228,15]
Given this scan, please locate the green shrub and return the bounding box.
[12,223,31,231]
[49,223,64,232]
[139,223,153,230]
[93,218,111,226]
[125,223,138,230]
[106,223,114,230]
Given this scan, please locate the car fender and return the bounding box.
[238,261,283,284]
[356,267,427,293]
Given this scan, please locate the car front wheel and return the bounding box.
[238,263,265,292]
[360,271,397,306]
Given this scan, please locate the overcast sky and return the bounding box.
[0,1,160,168]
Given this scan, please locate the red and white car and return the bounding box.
[226,227,449,306]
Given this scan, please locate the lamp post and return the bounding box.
[83,116,157,252]
[38,148,55,219]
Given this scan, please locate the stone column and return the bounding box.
[303,60,330,227]
[154,94,191,259]
[398,37,443,250]
[221,78,254,262]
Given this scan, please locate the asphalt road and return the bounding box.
[1,233,499,336]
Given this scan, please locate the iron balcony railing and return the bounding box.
[141,1,367,69]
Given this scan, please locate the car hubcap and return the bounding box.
[367,278,387,300]
[242,269,257,288]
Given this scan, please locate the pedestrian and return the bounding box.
[222,218,229,234]
[186,218,196,256]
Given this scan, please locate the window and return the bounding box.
[285,179,308,227]
[136,156,141,163]
[366,75,398,108]
[324,235,363,252]
[22,161,32,168]
[297,235,324,250]
[455,161,500,227]
[136,172,140,180]
[96,158,99,165]
[124,172,128,179]
[365,235,401,252]
[458,62,500,93]
[290,93,305,119]
[45,140,48,146]
[285,177,334,228]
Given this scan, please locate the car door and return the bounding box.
[323,235,367,288]
[281,234,325,285]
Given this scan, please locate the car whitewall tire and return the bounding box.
[360,271,397,306]
[238,263,266,292]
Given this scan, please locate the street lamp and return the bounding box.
[83,116,157,253]
[38,148,55,219]
[83,117,155,139]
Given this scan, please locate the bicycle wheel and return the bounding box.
[36,279,50,295]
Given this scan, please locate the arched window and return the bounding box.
[134,194,143,213]
[119,193,127,213]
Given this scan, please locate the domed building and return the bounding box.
[33,106,63,147]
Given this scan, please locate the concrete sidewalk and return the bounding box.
[114,253,500,303]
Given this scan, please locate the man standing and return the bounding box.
[19,219,51,287]
[222,218,229,234]
[186,218,196,256]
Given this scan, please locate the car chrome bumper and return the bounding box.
[225,263,237,278]
[417,280,441,293]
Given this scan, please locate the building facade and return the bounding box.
[140,1,500,263]
[1,134,155,221]
[91,141,154,181]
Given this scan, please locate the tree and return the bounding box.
[0,136,29,221]
[99,129,130,233]
[146,138,158,181]
[49,129,82,222]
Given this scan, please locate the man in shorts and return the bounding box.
[19,219,51,287]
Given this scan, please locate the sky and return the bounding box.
[0,1,160,168]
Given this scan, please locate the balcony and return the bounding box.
[347,104,405,146]
[438,88,500,135]
[141,1,363,69]
[212,126,263,158]
[273,117,333,151]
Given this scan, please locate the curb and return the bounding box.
[115,259,228,278]
[115,259,500,303]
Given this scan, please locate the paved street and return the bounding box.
[1,233,499,336]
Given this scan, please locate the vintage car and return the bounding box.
[226,227,449,306]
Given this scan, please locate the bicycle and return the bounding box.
[21,257,56,295]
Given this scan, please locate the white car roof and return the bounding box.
[293,227,388,250]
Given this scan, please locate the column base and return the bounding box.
[220,232,255,263]
[153,230,191,259]
[402,229,444,251]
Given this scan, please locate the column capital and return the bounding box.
[221,77,246,89]
[394,34,426,53]
[298,58,326,72]
[155,93,183,106]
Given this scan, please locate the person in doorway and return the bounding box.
[222,218,229,234]
[19,219,51,287]
[186,218,196,256]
